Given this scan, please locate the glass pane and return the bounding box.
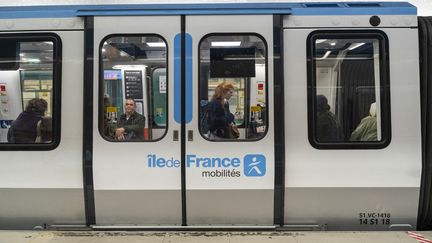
[314,38,382,142]
[1,40,55,144]
[199,34,267,140]
[101,35,167,141]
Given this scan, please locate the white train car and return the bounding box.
[0,1,431,231]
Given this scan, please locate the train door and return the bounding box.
[185,15,275,225]
[91,16,181,225]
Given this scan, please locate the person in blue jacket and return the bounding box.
[208,81,236,139]
[7,98,47,143]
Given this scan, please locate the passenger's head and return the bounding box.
[37,117,52,142]
[369,102,377,117]
[124,99,137,115]
[25,98,48,115]
[212,81,235,101]
[316,95,330,112]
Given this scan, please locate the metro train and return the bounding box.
[0,1,432,231]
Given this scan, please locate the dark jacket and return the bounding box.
[316,109,340,142]
[208,99,234,138]
[117,111,146,139]
[7,111,43,143]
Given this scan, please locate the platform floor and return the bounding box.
[1,231,432,243]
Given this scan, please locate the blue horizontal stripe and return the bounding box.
[0,2,416,18]
[76,9,292,16]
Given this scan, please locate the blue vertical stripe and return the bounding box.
[185,33,193,124]
[174,33,181,124]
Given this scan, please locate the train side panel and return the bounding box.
[283,14,422,230]
[0,18,85,229]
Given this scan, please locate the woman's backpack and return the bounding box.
[200,100,211,134]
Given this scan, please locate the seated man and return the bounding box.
[115,99,146,140]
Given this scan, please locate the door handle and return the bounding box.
[173,130,179,141]
[188,130,193,141]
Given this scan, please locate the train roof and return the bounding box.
[0,2,417,18]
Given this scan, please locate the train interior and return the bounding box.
[0,40,54,143]
[101,36,167,140]
[198,35,267,139]
[314,37,382,142]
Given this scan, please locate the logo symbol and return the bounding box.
[243,154,266,177]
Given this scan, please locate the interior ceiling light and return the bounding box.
[211,41,241,47]
[348,43,366,50]
[316,39,328,44]
[112,64,147,70]
[147,42,166,47]
[22,58,41,63]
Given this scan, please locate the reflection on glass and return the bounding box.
[314,38,381,142]
[199,35,267,140]
[101,35,167,141]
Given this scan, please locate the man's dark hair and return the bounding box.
[25,98,48,114]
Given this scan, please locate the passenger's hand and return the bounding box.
[115,128,125,140]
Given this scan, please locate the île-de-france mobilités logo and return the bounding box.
[243,154,266,177]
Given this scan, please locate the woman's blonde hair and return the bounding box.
[211,81,234,109]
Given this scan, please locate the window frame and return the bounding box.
[0,33,62,151]
[197,32,269,142]
[307,30,391,149]
[98,33,169,142]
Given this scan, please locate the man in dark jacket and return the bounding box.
[115,99,146,140]
[316,95,340,142]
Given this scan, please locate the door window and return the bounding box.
[307,31,391,149]
[99,35,168,141]
[0,35,61,149]
[198,34,268,141]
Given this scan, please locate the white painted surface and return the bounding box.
[284,15,418,28]
[0,30,84,188]
[0,18,83,31]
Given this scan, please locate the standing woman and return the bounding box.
[208,81,238,139]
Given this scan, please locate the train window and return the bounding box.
[0,35,61,150]
[100,35,168,142]
[307,31,391,149]
[199,34,268,141]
